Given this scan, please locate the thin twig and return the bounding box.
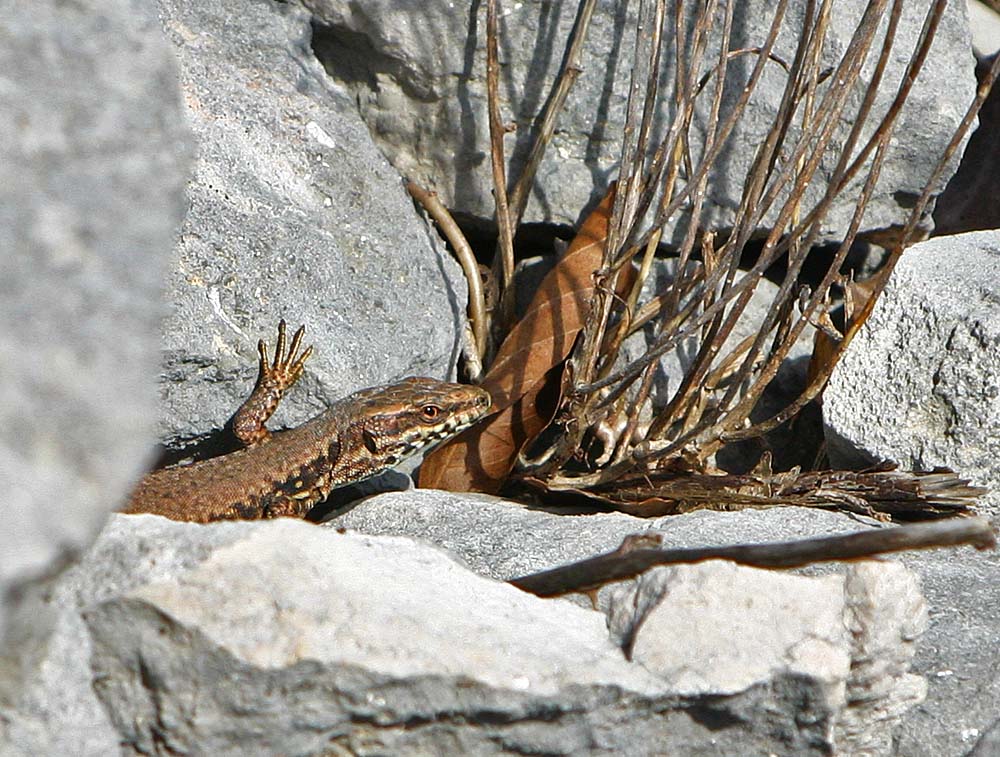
[406,181,488,366]
[509,517,996,597]
[507,0,599,227]
[486,0,516,332]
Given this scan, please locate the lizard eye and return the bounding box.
[420,404,441,422]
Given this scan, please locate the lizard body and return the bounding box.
[125,322,490,522]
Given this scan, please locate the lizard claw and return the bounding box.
[235,320,314,446]
[257,319,313,390]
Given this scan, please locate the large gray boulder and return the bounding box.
[155,0,467,445]
[0,0,190,634]
[331,489,1000,755]
[825,230,1000,515]
[304,0,974,239]
[0,511,930,755]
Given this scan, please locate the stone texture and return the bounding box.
[305,0,974,241]
[0,0,190,630]
[0,510,932,755]
[893,542,1000,756]
[824,230,1000,514]
[331,490,1000,755]
[154,0,467,445]
[609,560,926,754]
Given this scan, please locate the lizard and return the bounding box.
[124,320,491,522]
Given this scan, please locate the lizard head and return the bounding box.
[351,377,492,470]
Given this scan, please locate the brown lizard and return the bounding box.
[125,321,491,522]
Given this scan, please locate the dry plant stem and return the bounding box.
[580,0,893,401]
[663,0,732,322]
[712,0,923,439]
[712,0,928,292]
[662,121,892,461]
[509,517,996,597]
[705,0,899,437]
[630,0,790,254]
[576,0,666,394]
[724,39,1000,444]
[578,3,798,399]
[605,231,665,466]
[641,2,736,441]
[406,181,488,364]
[723,0,904,393]
[577,0,715,450]
[485,0,516,328]
[507,0,598,226]
[604,0,668,256]
[588,0,909,467]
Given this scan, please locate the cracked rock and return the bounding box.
[1,512,931,755]
[824,230,1000,515]
[154,0,466,445]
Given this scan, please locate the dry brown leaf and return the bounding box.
[807,273,882,389]
[419,185,617,492]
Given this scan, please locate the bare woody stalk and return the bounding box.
[510,517,997,597]
[506,0,599,227]
[577,0,896,428]
[513,0,994,529]
[544,0,672,475]
[406,181,488,368]
[722,37,1000,446]
[485,0,517,335]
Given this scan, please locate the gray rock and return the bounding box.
[2,512,930,755]
[0,0,190,631]
[154,0,467,444]
[331,490,1000,754]
[0,515,252,755]
[824,230,1000,515]
[609,560,926,755]
[305,0,974,241]
[972,719,1000,756]
[330,489,649,585]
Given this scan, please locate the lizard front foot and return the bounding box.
[232,320,314,445]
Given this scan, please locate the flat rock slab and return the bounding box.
[825,230,1000,515]
[155,0,466,443]
[331,489,1000,755]
[1,511,929,755]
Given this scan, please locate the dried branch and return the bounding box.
[444,0,993,526]
[406,181,488,368]
[506,0,599,227]
[485,0,516,333]
[510,517,996,597]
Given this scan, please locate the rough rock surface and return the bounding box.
[330,489,1000,755]
[155,0,467,444]
[824,230,1000,514]
[305,0,974,239]
[1,512,928,756]
[0,0,190,629]
[608,560,926,757]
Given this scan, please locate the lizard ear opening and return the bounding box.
[362,428,379,454]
